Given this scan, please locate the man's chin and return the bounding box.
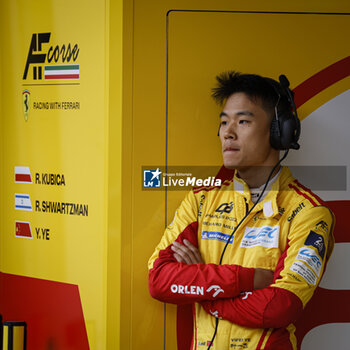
[223,161,243,170]
[223,157,237,169]
[223,162,249,171]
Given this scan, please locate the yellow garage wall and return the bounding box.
[0,1,112,349]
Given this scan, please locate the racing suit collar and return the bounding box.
[233,167,293,218]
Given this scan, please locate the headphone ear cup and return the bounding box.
[279,113,297,149]
[280,116,296,149]
[270,111,297,150]
[270,118,281,149]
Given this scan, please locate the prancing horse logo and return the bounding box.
[22,90,30,121]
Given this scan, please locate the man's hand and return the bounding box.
[253,268,274,290]
[171,239,204,264]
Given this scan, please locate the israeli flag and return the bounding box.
[15,193,33,211]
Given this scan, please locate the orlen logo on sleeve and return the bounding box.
[171,284,204,296]
[170,284,224,297]
[240,225,280,249]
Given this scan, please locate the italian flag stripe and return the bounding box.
[44,65,80,80]
[45,65,79,71]
[45,74,79,80]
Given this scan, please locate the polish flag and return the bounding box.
[15,221,33,239]
[15,166,32,183]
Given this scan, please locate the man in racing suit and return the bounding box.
[148,72,334,350]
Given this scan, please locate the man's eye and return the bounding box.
[220,120,227,126]
[239,120,249,124]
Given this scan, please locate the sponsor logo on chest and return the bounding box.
[201,231,234,244]
[215,201,233,214]
[240,225,280,248]
[287,202,305,221]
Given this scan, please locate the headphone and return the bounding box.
[269,74,301,150]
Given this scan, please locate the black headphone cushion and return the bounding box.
[270,112,297,150]
[270,118,281,149]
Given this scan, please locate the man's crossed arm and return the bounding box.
[149,224,274,305]
[157,238,302,329]
[171,239,274,290]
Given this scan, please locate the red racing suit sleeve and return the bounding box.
[200,204,335,328]
[148,190,255,304]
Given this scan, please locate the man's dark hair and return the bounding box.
[212,71,291,119]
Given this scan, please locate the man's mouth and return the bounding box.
[224,147,240,152]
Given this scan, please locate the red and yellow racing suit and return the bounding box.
[148,167,334,349]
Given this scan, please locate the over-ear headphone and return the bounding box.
[270,75,301,150]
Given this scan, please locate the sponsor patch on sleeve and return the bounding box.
[296,247,323,276]
[315,220,329,236]
[305,230,325,259]
[290,260,317,285]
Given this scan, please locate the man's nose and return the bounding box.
[224,121,237,139]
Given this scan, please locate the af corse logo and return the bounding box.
[23,33,80,81]
[315,220,329,235]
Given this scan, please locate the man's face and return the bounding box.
[219,92,277,169]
